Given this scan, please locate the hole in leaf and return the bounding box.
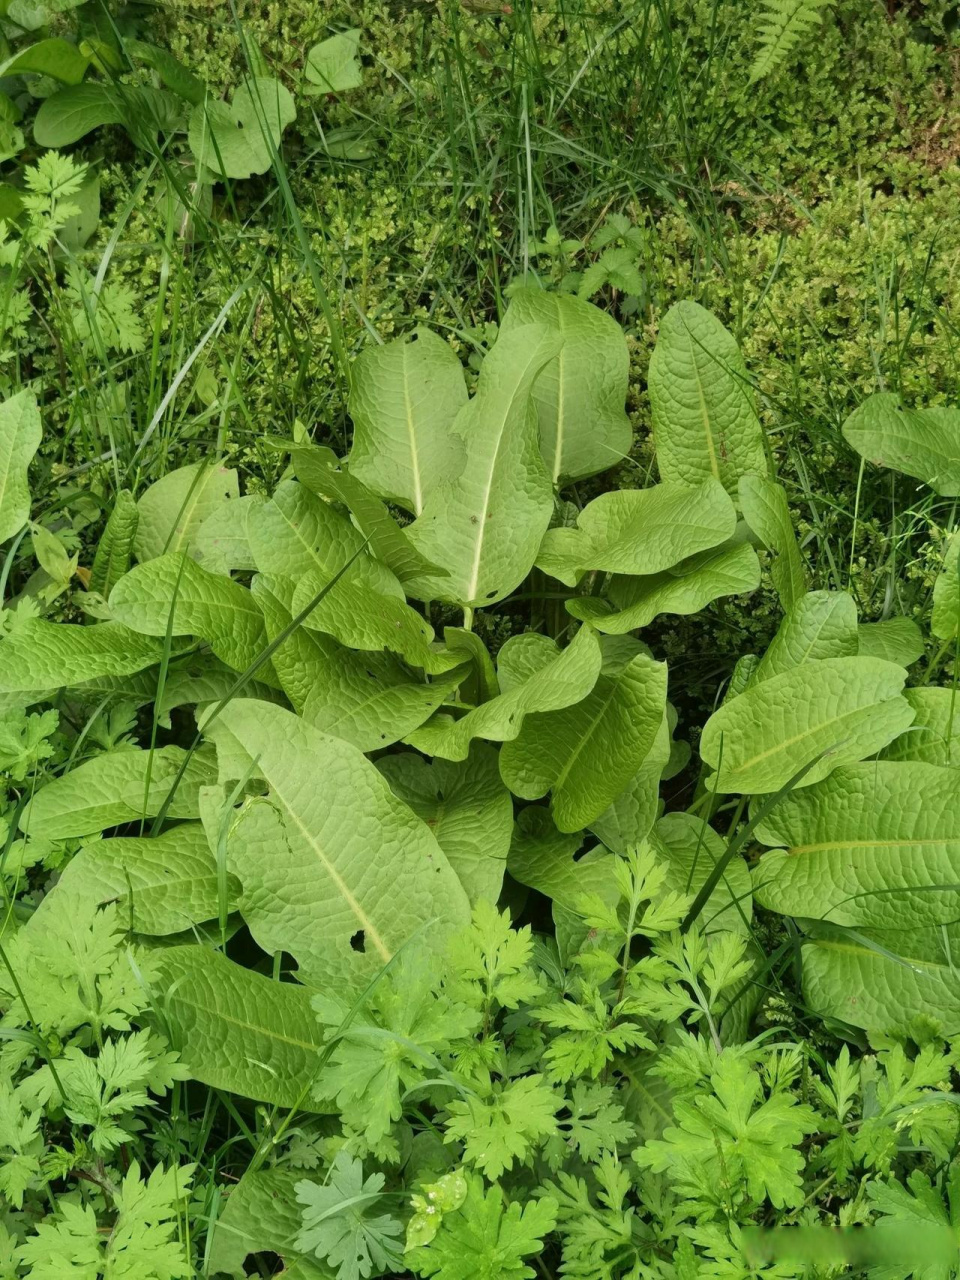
[350,930,366,953]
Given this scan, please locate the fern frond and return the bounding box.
[749,0,836,83]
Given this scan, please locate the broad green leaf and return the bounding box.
[879,688,960,765]
[207,1170,329,1280]
[588,707,672,852]
[498,287,631,483]
[932,532,960,641]
[247,479,400,598]
[496,631,560,688]
[536,478,735,587]
[654,813,751,934]
[0,620,161,698]
[700,656,913,794]
[0,390,41,543]
[378,746,512,905]
[44,824,239,935]
[19,745,217,839]
[507,806,616,912]
[109,553,271,678]
[304,661,468,753]
[648,301,766,497]
[156,946,325,1108]
[800,938,960,1038]
[347,328,467,516]
[858,617,924,667]
[291,444,448,584]
[0,37,88,84]
[156,655,283,726]
[134,461,238,564]
[752,590,859,683]
[188,77,296,180]
[406,324,563,607]
[89,490,138,596]
[568,541,759,633]
[34,84,181,147]
[190,493,263,575]
[305,29,363,93]
[842,392,960,495]
[251,575,336,713]
[738,474,807,612]
[290,571,460,675]
[406,623,602,762]
[499,650,667,831]
[216,700,471,987]
[257,569,464,747]
[754,761,960,1032]
[755,762,960,961]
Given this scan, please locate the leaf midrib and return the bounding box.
[264,761,393,963]
[465,342,552,605]
[724,692,900,781]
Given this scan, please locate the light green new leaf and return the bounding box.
[498,287,631,483]
[654,813,751,934]
[858,617,924,667]
[932,532,960,640]
[568,541,759,633]
[188,78,295,180]
[19,745,217,839]
[752,590,859,683]
[291,443,448,585]
[406,324,562,607]
[588,708,672,853]
[305,29,363,93]
[347,328,467,516]
[842,392,960,495]
[648,301,766,497]
[507,807,616,913]
[499,650,667,831]
[46,824,239,935]
[700,656,913,794]
[190,493,263,575]
[879,688,960,765]
[110,552,271,678]
[537,478,736,587]
[134,461,238,563]
[156,946,325,1108]
[442,626,499,705]
[89,490,138,595]
[406,623,602,762]
[216,700,470,987]
[0,390,41,543]
[0,620,161,698]
[738,474,807,612]
[378,745,512,904]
